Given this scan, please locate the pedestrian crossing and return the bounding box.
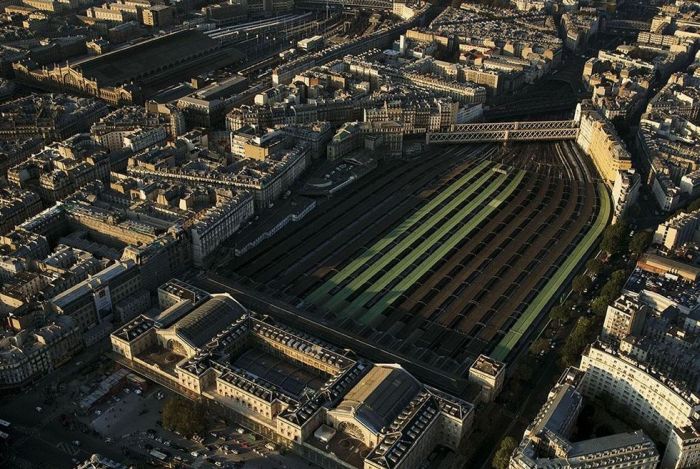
[56,441,80,456]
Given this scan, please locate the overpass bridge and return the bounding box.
[295,0,392,9]
[426,120,579,144]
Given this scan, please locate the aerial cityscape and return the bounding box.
[0,0,699,468]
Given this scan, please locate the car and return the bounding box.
[215,462,223,467]
[72,440,81,447]
[265,443,275,451]
[236,427,245,434]
[231,449,239,455]
[190,451,199,457]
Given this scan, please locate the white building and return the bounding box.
[510,368,660,469]
[579,342,700,468]
[189,191,254,267]
[653,209,700,250]
[680,170,700,199]
[602,294,647,341]
[111,284,475,469]
[612,169,641,222]
[123,126,167,152]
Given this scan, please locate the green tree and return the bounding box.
[560,317,595,366]
[586,258,603,276]
[572,274,592,294]
[609,269,628,284]
[492,436,518,469]
[629,231,652,256]
[599,269,628,303]
[550,304,572,323]
[529,337,550,356]
[601,221,629,255]
[590,296,609,316]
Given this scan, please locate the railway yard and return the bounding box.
[218,142,610,381]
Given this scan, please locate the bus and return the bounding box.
[149,449,168,462]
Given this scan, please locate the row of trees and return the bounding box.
[600,220,652,258]
[492,436,518,469]
[491,217,657,469]
[557,221,654,366]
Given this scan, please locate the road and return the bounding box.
[0,342,129,469]
[468,345,561,469]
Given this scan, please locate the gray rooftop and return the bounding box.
[175,295,246,349]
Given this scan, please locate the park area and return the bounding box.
[219,142,610,380]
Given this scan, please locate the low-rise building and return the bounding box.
[602,294,648,341]
[511,368,660,469]
[580,341,700,444]
[50,260,143,344]
[111,282,475,469]
[576,103,632,183]
[612,169,641,222]
[0,314,81,389]
[468,354,505,403]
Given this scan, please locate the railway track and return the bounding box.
[217,141,606,369]
[228,144,490,282]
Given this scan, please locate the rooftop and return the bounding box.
[335,364,422,435]
[175,295,246,349]
[70,30,219,86]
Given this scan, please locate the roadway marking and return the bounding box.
[56,441,81,456]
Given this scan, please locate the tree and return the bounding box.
[529,338,550,356]
[609,269,628,285]
[599,269,628,304]
[591,296,609,316]
[560,317,595,366]
[492,436,518,469]
[572,274,592,294]
[162,396,207,437]
[629,231,652,256]
[600,221,629,255]
[586,258,603,276]
[550,304,573,323]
